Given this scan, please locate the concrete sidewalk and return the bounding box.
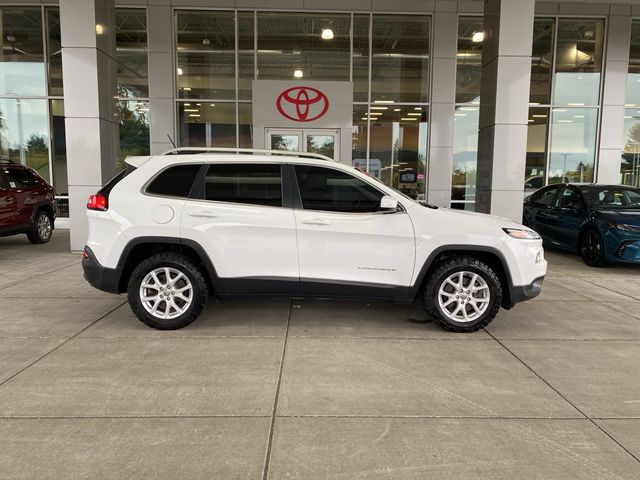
[1,231,639,479]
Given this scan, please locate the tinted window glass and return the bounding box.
[295,165,384,213]
[555,187,582,209]
[530,186,558,206]
[2,167,38,187]
[0,171,8,189]
[205,164,282,207]
[582,187,640,208]
[147,164,200,198]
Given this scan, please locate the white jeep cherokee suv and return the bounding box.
[82,149,546,332]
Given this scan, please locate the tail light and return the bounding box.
[87,194,108,211]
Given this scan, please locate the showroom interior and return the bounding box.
[0,0,639,249]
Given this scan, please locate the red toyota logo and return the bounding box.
[276,86,329,122]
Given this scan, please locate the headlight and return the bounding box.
[608,222,640,233]
[502,228,541,240]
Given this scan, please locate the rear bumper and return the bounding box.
[82,246,121,294]
[509,276,545,307]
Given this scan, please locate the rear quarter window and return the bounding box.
[146,164,201,198]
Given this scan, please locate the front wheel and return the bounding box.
[27,210,53,244]
[127,253,209,330]
[580,229,606,267]
[423,256,502,332]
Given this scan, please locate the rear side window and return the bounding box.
[2,167,39,187]
[294,165,384,213]
[146,164,201,198]
[204,164,282,207]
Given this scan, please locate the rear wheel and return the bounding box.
[580,229,606,267]
[423,256,502,332]
[127,253,209,330]
[27,210,53,244]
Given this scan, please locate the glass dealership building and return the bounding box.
[1,0,639,248]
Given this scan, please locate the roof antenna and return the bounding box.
[166,133,176,148]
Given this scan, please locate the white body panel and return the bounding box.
[181,199,298,279]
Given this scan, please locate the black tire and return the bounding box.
[27,210,53,244]
[422,256,502,332]
[580,229,606,267]
[127,252,209,330]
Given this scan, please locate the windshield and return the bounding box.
[581,186,640,209]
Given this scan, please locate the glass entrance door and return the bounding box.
[266,128,340,162]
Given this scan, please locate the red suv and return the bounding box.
[0,162,56,244]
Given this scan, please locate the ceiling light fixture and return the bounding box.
[293,69,303,78]
[321,28,334,40]
[472,31,485,43]
[401,117,418,121]
[177,67,184,76]
[202,38,210,45]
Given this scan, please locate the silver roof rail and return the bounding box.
[159,147,337,162]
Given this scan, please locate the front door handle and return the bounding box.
[302,218,330,226]
[188,211,219,219]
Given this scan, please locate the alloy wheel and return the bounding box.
[581,231,601,265]
[139,267,193,319]
[38,214,52,240]
[437,271,491,323]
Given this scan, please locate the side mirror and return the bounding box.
[380,195,398,211]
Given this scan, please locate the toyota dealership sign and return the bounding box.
[252,80,352,129]
[276,86,329,122]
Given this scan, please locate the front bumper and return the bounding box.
[604,230,640,264]
[509,276,545,306]
[82,246,121,294]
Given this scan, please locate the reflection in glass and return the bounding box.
[306,135,335,159]
[118,100,150,165]
[371,15,430,103]
[257,12,350,81]
[553,19,604,106]
[452,104,479,208]
[271,134,299,151]
[352,105,368,172]
[621,109,640,187]
[0,99,49,180]
[178,102,236,147]
[456,17,483,104]
[529,18,554,105]
[116,9,148,98]
[238,103,253,148]
[369,106,428,200]
[353,15,369,102]
[548,108,597,184]
[238,12,255,100]
[525,107,550,196]
[46,8,64,96]
[176,11,235,99]
[0,7,46,96]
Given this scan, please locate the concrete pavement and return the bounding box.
[1,231,639,479]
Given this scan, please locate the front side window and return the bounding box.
[2,167,38,187]
[204,164,282,207]
[555,187,583,209]
[295,165,384,213]
[147,164,200,198]
[530,185,559,206]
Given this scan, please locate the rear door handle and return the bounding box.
[302,218,330,226]
[188,211,219,219]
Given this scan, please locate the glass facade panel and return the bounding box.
[622,109,640,187]
[116,9,148,98]
[46,8,63,97]
[238,12,255,100]
[238,103,253,148]
[0,7,46,96]
[352,105,368,172]
[176,11,235,99]
[456,17,483,104]
[118,100,150,165]
[257,12,350,81]
[525,107,550,196]
[548,107,597,184]
[371,15,430,103]
[452,105,479,207]
[50,99,67,203]
[530,18,554,105]
[0,98,49,180]
[369,106,428,200]
[178,102,236,147]
[553,19,604,106]
[353,15,369,103]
